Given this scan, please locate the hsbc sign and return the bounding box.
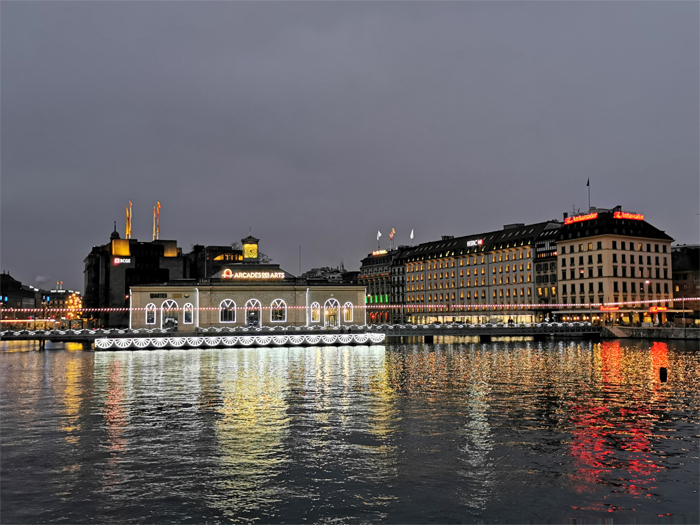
[466,239,483,247]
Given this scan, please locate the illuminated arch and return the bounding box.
[270,299,287,322]
[220,299,236,323]
[245,299,262,328]
[146,303,156,325]
[161,299,178,328]
[183,303,194,324]
[324,298,340,327]
[343,302,353,323]
[310,302,321,323]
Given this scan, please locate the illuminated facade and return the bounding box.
[402,222,560,324]
[556,206,674,323]
[129,236,366,329]
[359,248,407,324]
[84,227,188,327]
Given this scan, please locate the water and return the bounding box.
[2,340,698,524]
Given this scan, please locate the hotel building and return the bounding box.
[402,222,560,324]
[555,207,674,324]
[129,236,366,330]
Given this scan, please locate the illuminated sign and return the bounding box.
[600,306,619,311]
[372,250,388,256]
[614,211,644,221]
[113,257,131,264]
[564,212,598,225]
[222,269,285,279]
[466,239,484,247]
[649,306,667,313]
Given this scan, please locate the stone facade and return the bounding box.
[129,283,366,329]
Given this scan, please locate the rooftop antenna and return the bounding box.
[113,221,117,232]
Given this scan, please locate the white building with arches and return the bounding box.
[128,236,366,330]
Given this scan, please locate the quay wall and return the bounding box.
[602,326,700,340]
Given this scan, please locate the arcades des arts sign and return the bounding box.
[222,269,285,280]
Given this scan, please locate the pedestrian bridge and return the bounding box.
[1,321,600,350]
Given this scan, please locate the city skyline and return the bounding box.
[2,1,698,291]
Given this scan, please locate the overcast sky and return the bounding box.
[2,1,698,291]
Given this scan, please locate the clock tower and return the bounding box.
[241,235,260,263]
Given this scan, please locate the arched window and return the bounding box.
[270,299,286,322]
[183,303,194,324]
[161,300,178,329]
[245,299,262,327]
[146,303,156,325]
[324,298,340,327]
[310,302,320,322]
[220,299,236,323]
[343,302,353,322]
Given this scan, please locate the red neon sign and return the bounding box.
[222,269,233,278]
[600,306,619,311]
[564,212,598,225]
[614,211,644,221]
[649,306,667,313]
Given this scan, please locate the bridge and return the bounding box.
[1,321,600,350]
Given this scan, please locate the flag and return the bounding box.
[586,178,590,187]
[377,231,382,240]
[389,228,395,241]
[410,229,414,240]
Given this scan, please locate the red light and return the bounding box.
[564,212,598,225]
[614,211,644,221]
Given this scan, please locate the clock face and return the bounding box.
[244,244,258,259]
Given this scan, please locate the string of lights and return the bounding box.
[1,296,696,314]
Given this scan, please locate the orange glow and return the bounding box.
[564,212,598,225]
[614,211,644,221]
[600,306,619,311]
[649,306,667,312]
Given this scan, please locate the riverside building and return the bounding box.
[128,236,366,330]
[555,206,674,324]
[359,248,407,324]
[402,222,560,325]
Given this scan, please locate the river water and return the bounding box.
[1,340,698,524]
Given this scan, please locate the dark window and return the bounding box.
[598,282,604,292]
[621,242,626,250]
[647,243,651,252]
[597,241,602,249]
[655,244,659,253]
[612,241,617,249]
[598,267,603,277]
[588,282,594,292]
[612,254,617,263]
[656,283,661,294]
[664,283,668,293]
[588,255,593,264]
[579,283,585,294]
[562,259,566,267]
[570,269,575,279]
[613,266,618,277]
[631,282,636,293]
[561,246,566,254]
[562,270,566,280]
[597,254,603,263]
[579,256,584,265]
[622,282,628,293]
[613,281,619,293]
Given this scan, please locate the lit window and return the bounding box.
[161,299,178,328]
[183,303,194,324]
[146,303,156,325]
[220,299,236,323]
[271,299,287,322]
[311,302,321,322]
[343,302,353,322]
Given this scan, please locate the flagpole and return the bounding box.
[587,179,591,210]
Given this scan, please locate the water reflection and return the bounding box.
[2,341,699,524]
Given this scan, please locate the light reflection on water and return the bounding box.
[1,340,699,524]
